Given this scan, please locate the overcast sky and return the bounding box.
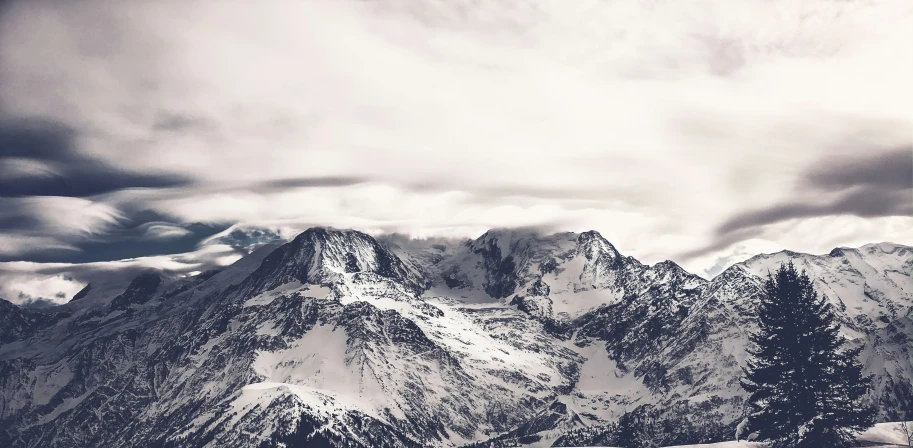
[1,0,911,294]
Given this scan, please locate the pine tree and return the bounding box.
[740,261,875,447]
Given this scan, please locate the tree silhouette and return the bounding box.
[741,261,875,447]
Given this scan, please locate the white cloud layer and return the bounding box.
[0,242,246,305]
[1,0,911,276]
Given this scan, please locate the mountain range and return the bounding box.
[0,227,909,447]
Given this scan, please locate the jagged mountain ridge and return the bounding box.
[0,227,909,447]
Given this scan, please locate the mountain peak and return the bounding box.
[109,272,162,311]
[239,227,424,297]
[289,227,405,276]
[652,259,685,272]
[291,226,351,242]
[470,228,550,256]
[577,230,621,261]
[829,247,852,257]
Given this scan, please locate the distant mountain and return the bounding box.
[0,228,909,447]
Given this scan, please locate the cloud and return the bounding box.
[152,112,208,133]
[805,146,912,191]
[18,296,60,309]
[0,273,85,306]
[140,223,195,240]
[679,147,912,268]
[0,194,230,262]
[678,228,764,261]
[0,219,231,263]
[0,112,199,262]
[0,115,74,160]
[0,235,79,258]
[714,187,911,237]
[714,148,912,237]
[678,215,913,277]
[0,196,126,236]
[247,176,371,192]
[0,0,911,274]
[0,157,61,180]
[0,240,250,305]
[0,196,125,259]
[0,116,192,197]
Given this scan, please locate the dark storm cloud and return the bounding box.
[0,116,192,197]
[805,146,912,191]
[0,114,374,262]
[0,189,231,262]
[713,147,912,237]
[715,187,911,236]
[0,215,231,263]
[0,117,74,160]
[0,199,55,231]
[0,214,41,232]
[45,222,231,263]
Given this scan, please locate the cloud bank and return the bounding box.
[0,0,910,290]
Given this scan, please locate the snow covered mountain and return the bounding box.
[0,228,909,447]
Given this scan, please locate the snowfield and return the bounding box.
[667,421,912,448]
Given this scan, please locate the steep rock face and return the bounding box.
[574,230,625,289]
[856,315,913,421]
[434,229,574,301]
[571,260,713,410]
[463,399,589,447]
[69,284,92,302]
[0,299,48,344]
[437,229,663,319]
[0,298,70,345]
[109,273,162,311]
[238,228,427,298]
[0,228,909,447]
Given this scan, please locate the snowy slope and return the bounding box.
[666,421,913,448]
[739,243,912,337]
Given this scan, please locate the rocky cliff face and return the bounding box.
[0,298,71,345]
[0,228,909,447]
